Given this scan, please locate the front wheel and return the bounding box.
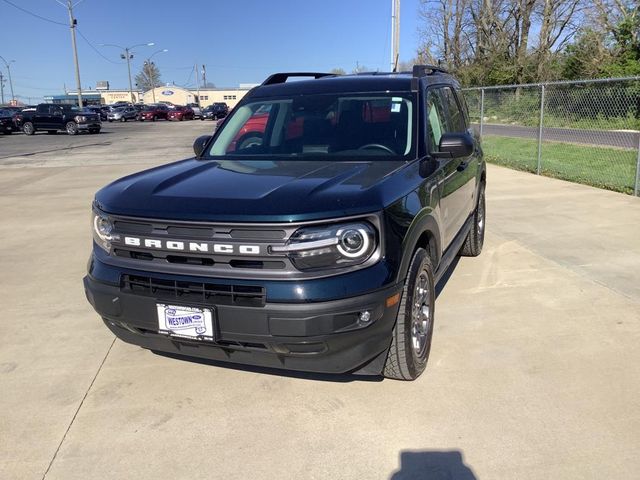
[383,248,435,381]
[120,117,126,122]
[460,182,486,257]
[23,122,35,135]
[65,122,78,135]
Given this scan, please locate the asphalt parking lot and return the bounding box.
[1,121,639,479]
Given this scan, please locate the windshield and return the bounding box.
[205,93,415,160]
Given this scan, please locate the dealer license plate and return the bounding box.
[156,304,214,340]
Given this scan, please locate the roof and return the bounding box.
[249,71,459,98]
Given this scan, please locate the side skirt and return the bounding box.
[434,214,474,285]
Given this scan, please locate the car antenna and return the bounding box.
[393,53,399,73]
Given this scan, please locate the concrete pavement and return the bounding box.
[1,122,639,479]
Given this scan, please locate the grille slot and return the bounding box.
[121,274,266,307]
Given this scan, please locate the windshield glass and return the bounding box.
[205,93,415,160]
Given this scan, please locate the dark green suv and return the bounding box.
[84,65,485,380]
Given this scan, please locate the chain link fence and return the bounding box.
[463,77,640,196]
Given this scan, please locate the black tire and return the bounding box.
[121,117,127,122]
[22,122,35,135]
[460,182,486,257]
[89,128,100,134]
[383,248,435,381]
[236,133,263,150]
[153,115,157,122]
[65,122,78,135]
[47,130,57,135]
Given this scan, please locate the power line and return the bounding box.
[76,28,123,65]
[1,0,67,26]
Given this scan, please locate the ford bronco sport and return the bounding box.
[83,65,486,380]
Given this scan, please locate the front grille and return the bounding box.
[121,274,266,307]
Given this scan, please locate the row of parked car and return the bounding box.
[86,102,229,123]
[0,101,230,136]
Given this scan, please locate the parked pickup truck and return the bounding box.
[83,66,486,381]
[21,104,101,135]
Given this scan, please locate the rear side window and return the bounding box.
[441,87,466,132]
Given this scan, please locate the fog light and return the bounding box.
[358,310,372,326]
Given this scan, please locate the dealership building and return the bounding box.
[44,85,253,108]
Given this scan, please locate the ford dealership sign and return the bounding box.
[161,90,174,96]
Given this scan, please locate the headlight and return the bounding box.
[75,115,87,122]
[272,222,377,271]
[92,212,118,253]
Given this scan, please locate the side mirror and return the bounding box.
[437,132,474,158]
[53,110,63,117]
[193,135,212,157]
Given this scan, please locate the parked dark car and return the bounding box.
[201,102,229,120]
[21,104,101,135]
[167,105,194,121]
[107,106,138,122]
[85,106,108,121]
[138,104,170,121]
[0,109,14,134]
[84,66,485,381]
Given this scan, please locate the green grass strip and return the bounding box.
[482,135,638,195]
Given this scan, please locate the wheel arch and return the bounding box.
[395,211,442,284]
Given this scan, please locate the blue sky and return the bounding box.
[0,0,423,103]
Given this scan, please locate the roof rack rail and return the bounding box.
[412,65,449,77]
[261,72,334,86]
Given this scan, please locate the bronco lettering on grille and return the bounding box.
[122,236,262,255]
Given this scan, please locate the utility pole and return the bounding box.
[63,0,83,108]
[195,62,201,107]
[390,0,400,71]
[125,47,134,103]
[202,64,207,88]
[0,72,4,104]
[0,55,15,103]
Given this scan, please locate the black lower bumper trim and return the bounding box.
[84,275,402,375]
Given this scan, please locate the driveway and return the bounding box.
[476,123,639,149]
[1,124,639,479]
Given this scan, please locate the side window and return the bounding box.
[425,89,449,150]
[441,87,466,132]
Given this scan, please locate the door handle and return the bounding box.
[457,161,469,172]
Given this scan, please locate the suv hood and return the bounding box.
[95,158,409,222]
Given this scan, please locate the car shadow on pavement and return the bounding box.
[390,450,477,479]
[152,350,384,383]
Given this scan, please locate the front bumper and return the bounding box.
[83,271,401,375]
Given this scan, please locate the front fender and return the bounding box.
[395,210,442,283]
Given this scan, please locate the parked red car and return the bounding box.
[167,106,194,121]
[138,104,169,121]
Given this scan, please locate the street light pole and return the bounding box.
[101,42,154,104]
[144,49,168,103]
[0,56,15,103]
[0,72,4,104]
[124,47,134,103]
